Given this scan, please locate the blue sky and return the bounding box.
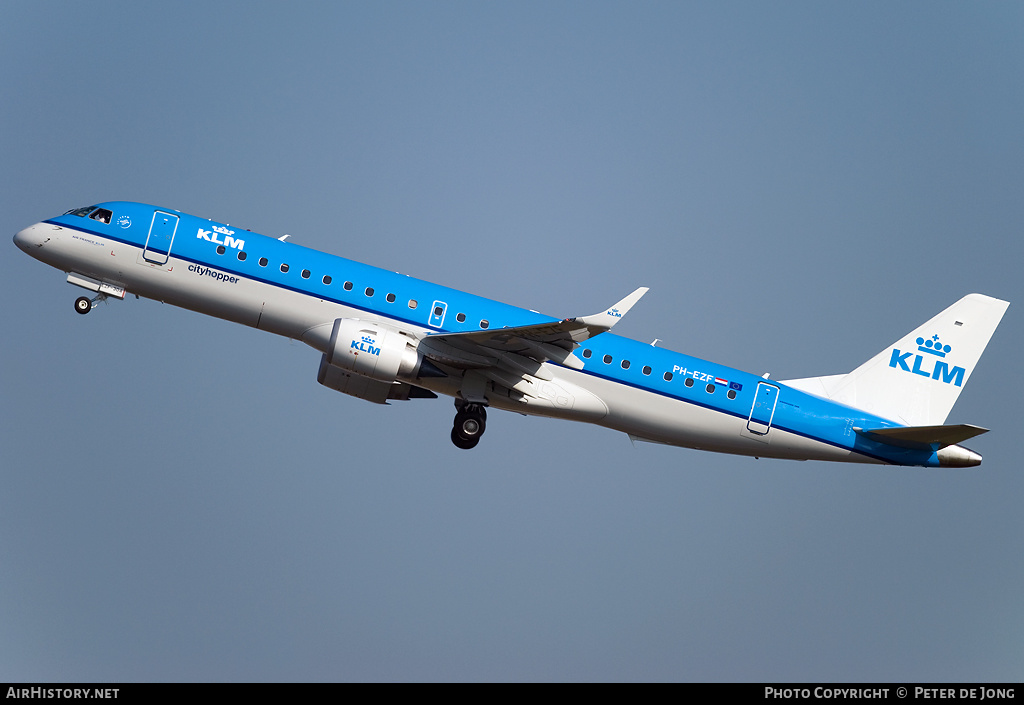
[3,1,1023,681]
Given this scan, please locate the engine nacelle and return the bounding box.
[317,354,437,404]
[325,318,422,383]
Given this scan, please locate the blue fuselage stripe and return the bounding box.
[48,205,924,466]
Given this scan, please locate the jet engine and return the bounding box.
[324,318,424,383]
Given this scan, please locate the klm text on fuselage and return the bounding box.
[196,226,245,251]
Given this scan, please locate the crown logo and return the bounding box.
[361,336,375,344]
[212,225,235,236]
[917,335,951,358]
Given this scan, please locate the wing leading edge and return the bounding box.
[420,287,649,370]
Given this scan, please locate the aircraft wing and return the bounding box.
[419,287,649,370]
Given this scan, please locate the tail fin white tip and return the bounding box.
[784,294,1009,426]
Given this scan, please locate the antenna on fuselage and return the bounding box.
[278,234,291,242]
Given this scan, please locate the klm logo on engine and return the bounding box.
[889,334,965,387]
[351,335,381,356]
[196,225,245,251]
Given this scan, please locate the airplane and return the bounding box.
[14,201,1009,467]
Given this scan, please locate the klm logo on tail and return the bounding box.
[889,335,965,386]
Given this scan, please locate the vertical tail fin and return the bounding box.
[783,294,1009,426]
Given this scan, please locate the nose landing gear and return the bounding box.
[451,403,487,450]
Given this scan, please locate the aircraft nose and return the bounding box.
[13,222,48,253]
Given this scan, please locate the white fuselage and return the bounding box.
[19,204,996,468]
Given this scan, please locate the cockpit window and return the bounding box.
[67,206,97,217]
[89,208,112,224]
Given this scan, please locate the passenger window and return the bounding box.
[280,263,290,273]
[217,246,226,255]
[642,365,651,375]
[301,269,311,279]
[684,378,694,388]
[408,299,417,309]
[727,390,737,400]
[603,355,612,364]
[456,313,466,323]
[480,320,489,329]
[237,251,247,261]
[621,360,630,370]
[344,281,353,291]
[323,275,332,285]
[386,293,396,303]
[663,372,673,381]
[706,383,715,393]
[365,287,374,297]
[258,257,268,267]
[582,349,592,358]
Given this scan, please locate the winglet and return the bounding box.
[571,287,649,334]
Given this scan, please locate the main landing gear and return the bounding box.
[451,402,487,450]
[74,294,107,314]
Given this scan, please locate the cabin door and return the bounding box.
[143,211,179,264]
[747,382,780,435]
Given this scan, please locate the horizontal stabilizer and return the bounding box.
[854,424,989,450]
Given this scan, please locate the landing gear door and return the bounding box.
[429,300,447,328]
[143,211,179,264]
[747,382,780,435]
